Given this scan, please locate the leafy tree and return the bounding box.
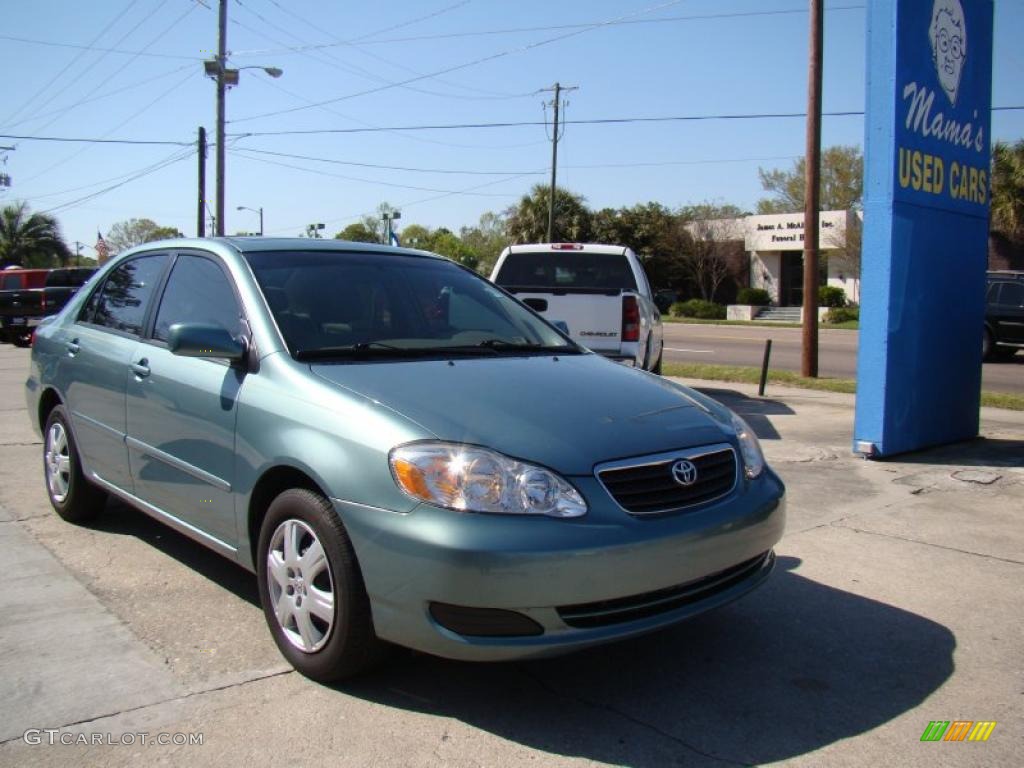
[105,218,183,254]
[677,203,746,301]
[460,211,508,275]
[334,222,378,243]
[757,145,863,214]
[991,139,1024,245]
[430,228,479,271]
[504,184,591,244]
[0,202,71,267]
[399,223,433,249]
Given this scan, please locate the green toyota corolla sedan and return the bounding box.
[26,238,785,681]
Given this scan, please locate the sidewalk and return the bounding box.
[0,348,1020,766]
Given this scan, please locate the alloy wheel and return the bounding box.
[266,519,336,653]
[45,422,72,503]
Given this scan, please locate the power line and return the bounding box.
[232,5,866,55]
[16,69,199,188]
[233,147,543,175]
[0,134,192,146]
[230,0,688,123]
[40,147,195,216]
[1,64,196,131]
[5,105,1020,148]
[0,33,201,61]
[231,109,867,138]
[12,0,166,131]
[229,149,533,195]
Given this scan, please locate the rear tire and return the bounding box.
[43,405,107,523]
[257,488,385,682]
[651,353,663,376]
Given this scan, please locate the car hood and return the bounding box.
[310,353,733,475]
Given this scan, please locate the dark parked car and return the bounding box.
[984,271,1024,361]
[0,267,96,346]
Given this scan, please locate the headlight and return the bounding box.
[389,442,587,518]
[731,413,765,479]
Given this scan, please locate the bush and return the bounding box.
[825,306,859,324]
[736,287,771,306]
[819,285,847,307]
[670,299,727,320]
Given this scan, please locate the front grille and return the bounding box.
[597,445,737,515]
[557,551,772,629]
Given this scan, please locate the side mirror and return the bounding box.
[553,320,570,335]
[168,323,245,363]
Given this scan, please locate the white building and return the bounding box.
[694,210,862,306]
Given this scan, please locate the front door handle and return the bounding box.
[66,339,80,357]
[130,359,150,378]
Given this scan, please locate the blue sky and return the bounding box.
[1,0,1021,253]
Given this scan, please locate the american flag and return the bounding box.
[94,230,110,264]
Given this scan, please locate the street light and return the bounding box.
[236,205,264,236]
[204,1,282,238]
[381,210,401,245]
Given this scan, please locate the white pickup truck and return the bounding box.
[490,243,664,373]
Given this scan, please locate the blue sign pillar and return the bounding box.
[854,0,993,457]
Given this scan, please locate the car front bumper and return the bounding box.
[335,469,786,661]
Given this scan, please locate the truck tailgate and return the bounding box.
[512,290,623,352]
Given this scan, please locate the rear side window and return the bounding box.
[86,255,168,335]
[996,282,1024,307]
[153,255,242,342]
[494,251,637,292]
[46,268,95,288]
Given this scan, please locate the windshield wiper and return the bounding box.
[476,339,578,354]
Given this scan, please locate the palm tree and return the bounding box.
[504,184,592,243]
[0,202,72,268]
[991,140,1024,244]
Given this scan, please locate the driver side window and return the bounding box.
[153,255,242,342]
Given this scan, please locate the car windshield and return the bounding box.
[245,250,579,360]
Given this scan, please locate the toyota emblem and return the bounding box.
[671,459,699,487]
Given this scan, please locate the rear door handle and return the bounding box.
[66,339,80,357]
[130,359,150,378]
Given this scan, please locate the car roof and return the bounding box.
[504,243,630,256]
[118,237,446,262]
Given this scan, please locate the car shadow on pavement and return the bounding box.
[697,387,795,442]
[87,498,260,606]
[340,556,955,767]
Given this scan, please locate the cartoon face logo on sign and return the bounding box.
[929,0,966,106]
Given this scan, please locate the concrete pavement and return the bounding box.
[0,342,1021,767]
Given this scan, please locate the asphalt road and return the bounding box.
[662,322,1024,394]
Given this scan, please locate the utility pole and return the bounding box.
[541,82,577,243]
[197,127,207,238]
[73,241,83,267]
[802,0,823,378]
[215,0,228,236]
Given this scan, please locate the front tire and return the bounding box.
[257,488,384,682]
[43,405,107,523]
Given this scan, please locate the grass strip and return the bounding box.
[662,317,858,330]
[663,362,1024,411]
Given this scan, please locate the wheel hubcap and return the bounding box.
[45,423,71,504]
[266,519,335,653]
